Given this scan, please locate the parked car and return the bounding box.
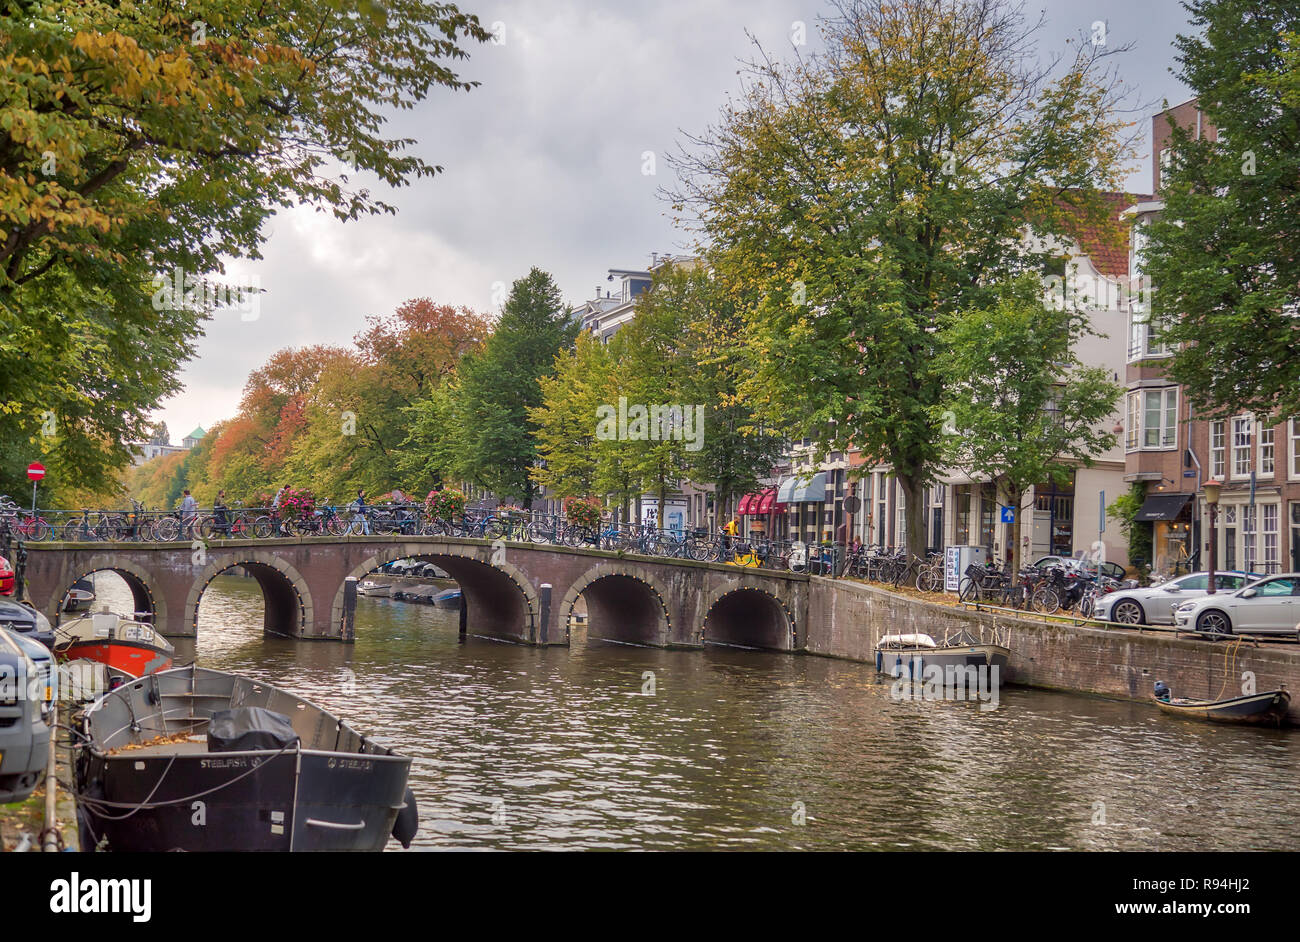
[1031,555,1126,582]
[1173,573,1300,638]
[0,625,54,803]
[0,598,54,648]
[1094,570,1259,626]
[0,555,12,596]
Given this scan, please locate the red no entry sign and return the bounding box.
[26,462,45,481]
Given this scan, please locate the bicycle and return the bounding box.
[0,496,52,541]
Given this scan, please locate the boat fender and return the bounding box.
[392,786,418,849]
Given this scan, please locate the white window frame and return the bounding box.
[1263,503,1279,573]
[1290,419,1300,480]
[1125,388,1177,452]
[1259,424,1275,478]
[1231,415,1253,480]
[1210,420,1226,480]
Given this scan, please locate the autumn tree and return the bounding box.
[0,0,491,498]
[671,0,1134,557]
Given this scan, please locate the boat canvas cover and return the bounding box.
[878,633,937,648]
[207,707,300,753]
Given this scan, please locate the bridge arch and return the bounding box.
[561,563,672,646]
[331,543,539,644]
[45,558,163,626]
[186,551,312,638]
[701,586,794,651]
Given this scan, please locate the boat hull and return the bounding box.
[74,666,414,852]
[58,639,172,678]
[876,645,1010,685]
[78,749,410,852]
[357,582,391,597]
[1154,690,1291,726]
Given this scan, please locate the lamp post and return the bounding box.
[1205,480,1222,594]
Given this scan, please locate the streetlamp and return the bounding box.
[1204,480,1222,594]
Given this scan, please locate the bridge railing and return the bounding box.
[1,502,951,587]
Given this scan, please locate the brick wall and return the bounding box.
[806,577,1300,722]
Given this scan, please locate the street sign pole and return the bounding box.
[26,462,45,515]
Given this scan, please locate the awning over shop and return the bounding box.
[737,493,756,515]
[790,472,828,503]
[1134,493,1192,522]
[756,488,784,515]
[776,477,799,504]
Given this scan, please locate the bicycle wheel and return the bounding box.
[27,518,51,541]
[1032,586,1060,614]
[915,569,939,592]
[251,516,274,539]
[152,516,180,541]
[958,577,978,602]
[198,518,221,541]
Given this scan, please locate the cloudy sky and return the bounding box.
[157,0,1195,442]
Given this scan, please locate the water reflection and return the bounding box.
[85,572,1300,851]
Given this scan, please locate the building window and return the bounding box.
[1259,425,1275,476]
[1243,504,1257,572]
[1232,416,1253,478]
[1127,311,1170,361]
[1290,419,1300,478]
[1125,388,1177,451]
[1263,503,1279,573]
[1210,420,1226,479]
[955,488,971,545]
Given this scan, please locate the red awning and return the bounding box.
[737,493,756,515]
[756,487,780,515]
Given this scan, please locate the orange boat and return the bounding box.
[53,610,174,678]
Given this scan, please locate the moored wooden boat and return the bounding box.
[53,610,174,678]
[1154,689,1290,726]
[357,579,392,597]
[74,665,417,851]
[62,579,95,613]
[875,631,1010,686]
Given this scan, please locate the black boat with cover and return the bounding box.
[74,665,418,851]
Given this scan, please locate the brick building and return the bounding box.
[1122,100,1297,576]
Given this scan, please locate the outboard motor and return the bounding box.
[1154,680,1171,702]
[392,786,419,849]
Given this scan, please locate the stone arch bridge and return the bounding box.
[21,537,811,650]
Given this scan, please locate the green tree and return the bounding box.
[531,331,613,499]
[938,275,1121,570]
[1144,1,1300,417]
[0,0,491,499]
[452,269,578,506]
[672,0,1133,556]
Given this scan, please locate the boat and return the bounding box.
[74,665,418,851]
[1154,688,1291,726]
[431,587,462,610]
[357,579,391,597]
[53,609,174,678]
[875,630,1010,685]
[62,577,95,613]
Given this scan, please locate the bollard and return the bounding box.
[458,593,467,641]
[341,577,358,642]
[539,583,552,645]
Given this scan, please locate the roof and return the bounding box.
[184,426,205,440]
[1059,191,1152,278]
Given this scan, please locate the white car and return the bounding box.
[1095,571,1258,626]
[1172,573,1300,638]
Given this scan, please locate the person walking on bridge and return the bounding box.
[179,489,197,539]
[271,484,288,536]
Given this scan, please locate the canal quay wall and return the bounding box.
[806,577,1300,723]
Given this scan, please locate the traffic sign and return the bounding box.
[26,463,45,481]
[1000,505,1015,524]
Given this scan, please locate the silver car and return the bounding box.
[1173,573,1300,637]
[1095,571,1257,626]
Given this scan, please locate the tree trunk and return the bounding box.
[897,473,928,560]
[1000,480,1024,572]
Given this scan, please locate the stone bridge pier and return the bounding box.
[21,538,810,651]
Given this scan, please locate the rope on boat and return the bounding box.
[1214,637,1243,701]
[71,738,302,819]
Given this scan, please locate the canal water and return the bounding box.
[92,573,1300,851]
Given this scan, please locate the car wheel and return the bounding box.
[1112,599,1145,625]
[1196,609,1232,637]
